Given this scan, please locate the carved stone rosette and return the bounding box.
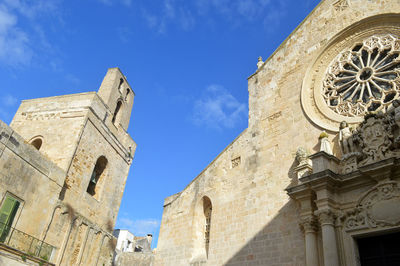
[323,35,400,118]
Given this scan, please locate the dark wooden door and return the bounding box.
[358,231,400,266]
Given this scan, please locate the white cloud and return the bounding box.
[0,1,61,67]
[142,9,158,29]
[142,0,196,34]
[192,84,247,130]
[117,217,160,236]
[141,0,292,33]
[0,5,31,66]
[4,0,60,19]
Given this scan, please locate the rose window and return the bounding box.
[323,35,400,117]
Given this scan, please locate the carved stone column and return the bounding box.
[316,210,340,266]
[300,217,319,266]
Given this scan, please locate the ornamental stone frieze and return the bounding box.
[342,181,400,232]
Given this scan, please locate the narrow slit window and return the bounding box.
[112,101,123,125]
[118,78,124,93]
[203,196,212,258]
[125,88,130,101]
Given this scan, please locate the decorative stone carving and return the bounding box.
[339,121,355,155]
[357,113,397,165]
[339,107,400,171]
[294,147,313,180]
[302,24,400,132]
[231,156,241,168]
[257,56,263,69]
[333,0,349,11]
[343,181,400,232]
[323,35,400,118]
[319,131,333,155]
[339,154,358,174]
[296,147,309,166]
[300,216,318,233]
[316,209,336,226]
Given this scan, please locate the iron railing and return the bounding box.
[0,221,55,261]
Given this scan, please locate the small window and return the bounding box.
[203,196,212,258]
[118,78,124,93]
[125,88,130,101]
[87,156,108,197]
[30,138,42,150]
[0,195,20,242]
[112,100,123,125]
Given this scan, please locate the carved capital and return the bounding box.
[300,216,318,233]
[316,209,336,226]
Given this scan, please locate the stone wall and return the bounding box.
[10,93,93,171]
[0,120,64,242]
[114,251,154,266]
[0,68,136,265]
[155,1,400,265]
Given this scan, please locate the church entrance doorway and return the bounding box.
[357,231,400,266]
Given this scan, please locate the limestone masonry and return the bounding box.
[2,0,400,266]
[155,0,400,265]
[0,68,136,265]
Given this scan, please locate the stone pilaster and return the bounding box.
[300,216,319,266]
[316,209,340,266]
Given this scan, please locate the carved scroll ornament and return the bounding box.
[343,181,400,232]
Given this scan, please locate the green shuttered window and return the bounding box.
[0,196,20,242]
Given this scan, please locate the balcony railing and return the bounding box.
[0,221,55,261]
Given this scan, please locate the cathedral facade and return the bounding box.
[155,1,400,265]
[0,68,135,265]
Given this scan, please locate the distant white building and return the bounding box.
[113,229,153,253]
[113,229,135,252]
[113,229,154,265]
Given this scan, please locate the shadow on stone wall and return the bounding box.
[223,200,305,266]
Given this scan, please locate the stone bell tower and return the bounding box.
[98,68,135,132]
[7,68,136,265]
[10,67,136,228]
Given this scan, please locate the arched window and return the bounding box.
[191,196,213,264]
[112,100,123,125]
[125,88,130,101]
[30,138,43,150]
[203,196,212,258]
[87,156,108,197]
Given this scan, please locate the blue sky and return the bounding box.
[0,0,320,248]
